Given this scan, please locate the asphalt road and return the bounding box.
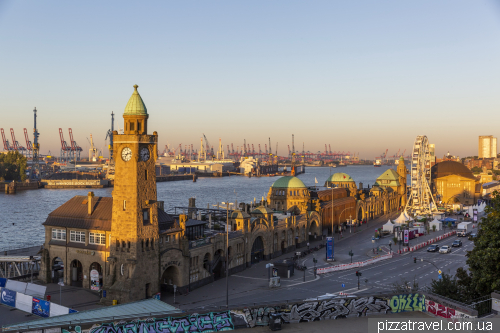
[177,217,476,310]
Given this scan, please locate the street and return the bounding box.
[164,212,476,311]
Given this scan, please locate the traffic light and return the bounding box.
[414,257,417,263]
[355,271,362,277]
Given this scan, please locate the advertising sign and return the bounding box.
[1,288,17,307]
[404,230,409,244]
[272,267,278,277]
[326,237,334,261]
[90,269,100,291]
[32,297,50,317]
[473,209,478,223]
[0,278,6,288]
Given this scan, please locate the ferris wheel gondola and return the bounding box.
[404,135,438,215]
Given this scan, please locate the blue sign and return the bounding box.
[69,308,78,314]
[326,237,334,260]
[32,297,50,317]
[102,290,107,298]
[438,274,442,280]
[0,278,6,288]
[342,284,345,288]
[1,288,17,307]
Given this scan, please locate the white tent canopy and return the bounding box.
[383,220,395,233]
[395,211,413,224]
[429,219,442,231]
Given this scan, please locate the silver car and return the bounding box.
[439,245,451,254]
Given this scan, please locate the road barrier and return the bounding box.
[408,231,456,252]
[317,253,393,274]
[396,231,457,253]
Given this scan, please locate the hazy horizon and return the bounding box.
[1,1,500,159]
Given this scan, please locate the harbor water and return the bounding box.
[0,165,397,251]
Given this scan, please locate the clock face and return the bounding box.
[140,147,150,161]
[121,147,132,161]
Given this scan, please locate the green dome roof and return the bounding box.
[124,85,148,116]
[326,173,354,182]
[271,176,306,188]
[251,206,273,215]
[230,210,250,219]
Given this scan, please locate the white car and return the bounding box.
[439,245,451,254]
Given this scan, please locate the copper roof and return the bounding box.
[43,196,175,232]
[43,196,113,231]
[431,161,475,180]
[320,196,356,209]
[316,188,347,199]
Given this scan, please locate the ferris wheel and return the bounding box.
[405,135,438,215]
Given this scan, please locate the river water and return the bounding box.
[0,165,397,251]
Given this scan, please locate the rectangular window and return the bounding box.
[143,209,150,224]
[89,232,106,245]
[70,231,85,243]
[123,200,126,211]
[130,122,135,131]
[166,235,170,243]
[137,122,141,132]
[52,229,66,240]
[145,170,148,180]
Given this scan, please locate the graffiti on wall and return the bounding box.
[389,294,426,313]
[426,300,472,319]
[88,311,233,333]
[231,306,281,327]
[281,297,391,323]
[232,297,390,327]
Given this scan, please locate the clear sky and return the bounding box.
[1,1,500,159]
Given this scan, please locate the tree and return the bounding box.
[471,166,482,174]
[466,191,500,295]
[0,151,27,181]
[430,272,461,302]
[391,277,419,294]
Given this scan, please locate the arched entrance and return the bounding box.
[251,236,265,264]
[309,220,319,241]
[357,207,364,223]
[52,257,64,284]
[161,266,181,293]
[89,262,103,291]
[70,260,83,287]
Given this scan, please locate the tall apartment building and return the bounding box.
[478,136,497,159]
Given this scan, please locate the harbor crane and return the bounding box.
[68,128,82,161]
[23,128,33,158]
[105,112,114,161]
[1,128,14,151]
[59,128,71,162]
[10,129,26,155]
[87,134,99,161]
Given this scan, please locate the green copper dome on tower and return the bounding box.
[271,176,306,188]
[124,84,148,116]
[326,173,354,182]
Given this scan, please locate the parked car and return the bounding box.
[439,245,451,254]
[468,233,477,240]
[452,240,462,247]
[427,244,440,252]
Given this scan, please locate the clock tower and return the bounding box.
[104,85,160,303]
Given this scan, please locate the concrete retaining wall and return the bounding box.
[6,292,478,333]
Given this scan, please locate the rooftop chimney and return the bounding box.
[88,191,95,215]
